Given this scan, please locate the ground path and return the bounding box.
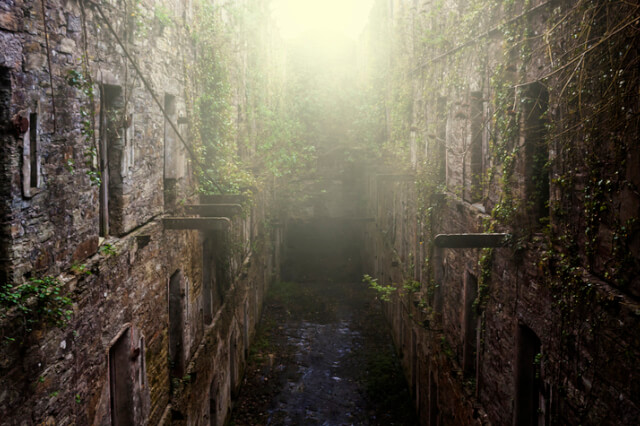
[229,280,418,426]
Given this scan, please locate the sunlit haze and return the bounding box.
[271,0,374,40]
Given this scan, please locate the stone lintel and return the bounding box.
[434,233,511,248]
[184,204,243,217]
[163,217,231,231]
[200,194,247,204]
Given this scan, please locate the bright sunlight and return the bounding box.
[270,0,375,40]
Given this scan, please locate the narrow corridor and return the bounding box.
[230,280,418,425]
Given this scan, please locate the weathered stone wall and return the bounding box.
[0,1,280,424]
[0,0,194,283]
[362,0,640,424]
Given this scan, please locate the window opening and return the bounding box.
[21,105,40,198]
[411,329,418,399]
[100,84,124,237]
[109,327,135,426]
[169,270,185,377]
[243,301,249,359]
[163,94,177,209]
[462,271,478,377]
[209,378,218,426]
[514,324,542,426]
[139,336,146,388]
[229,330,237,396]
[523,83,550,224]
[29,112,38,188]
[432,248,444,316]
[436,96,447,183]
[202,235,214,325]
[468,92,483,202]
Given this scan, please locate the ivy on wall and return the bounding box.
[359,0,640,422]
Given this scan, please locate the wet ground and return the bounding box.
[229,280,418,426]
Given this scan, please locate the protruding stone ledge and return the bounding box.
[434,233,511,248]
[162,217,231,231]
[184,204,243,218]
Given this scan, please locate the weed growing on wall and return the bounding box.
[360,0,639,421]
[66,68,101,187]
[363,274,395,302]
[0,276,72,343]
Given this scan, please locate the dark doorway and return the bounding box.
[514,324,542,426]
[109,328,135,426]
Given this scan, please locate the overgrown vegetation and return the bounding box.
[0,276,72,343]
[188,0,317,199]
[66,67,100,187]
[363,274,395,302]
[358,0,639,422]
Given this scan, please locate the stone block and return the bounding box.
[10,223,24,238]
[23,42,41,53]
[0,10,20,32]
[34,248,53,270]
[56,37,76,54]
[72,236,99,262]
[0,32,22,68]
[66,14,81,33]
[24,53,46,71]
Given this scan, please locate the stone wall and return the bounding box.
[362,0,640,424]
[0,1,280,424]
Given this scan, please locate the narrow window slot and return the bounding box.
[29,113,38,188]
[169,270,185,377]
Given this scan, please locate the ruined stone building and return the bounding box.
[1,0,639,425]
[358,0,640,424]
[0,0,281,424]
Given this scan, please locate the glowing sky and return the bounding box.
[270,0,375,40]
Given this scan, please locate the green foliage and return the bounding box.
[440,335,455,358]
[0,276,72,341]
[65,158,75,174]
[402,280,421,294]
[154,5,173,28]
[70,262,91,276]
[474,248,493,315]
[182,0,327,225]
[363,274,395,302]
[66,67,101,187]
[128,0,150,38]
[98,243,117,257]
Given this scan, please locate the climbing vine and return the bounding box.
[359,0,640,421]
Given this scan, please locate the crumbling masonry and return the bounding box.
[1,0,639,425]
[1,1,280,424]
[360,0,640,424]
